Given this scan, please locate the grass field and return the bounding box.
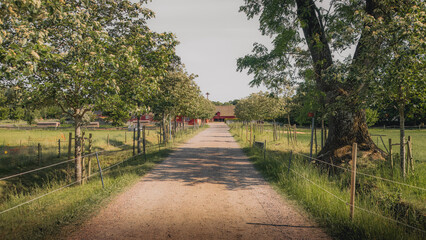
[0,125,206,239]
[229,122,425,240]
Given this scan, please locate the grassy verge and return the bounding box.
[229,123,425,240]
[0,125,207,240]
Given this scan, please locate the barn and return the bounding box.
[213,106,236,122]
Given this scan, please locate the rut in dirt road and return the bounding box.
[69,123,330,240]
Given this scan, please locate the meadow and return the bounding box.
[0,125,205,240]
[229,122,425,240]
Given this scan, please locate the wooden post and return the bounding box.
[246,124,248,143]
[294,125,297,144]
[95,152,104,188]
[389,139,393,169]
[143,126,146,162]
[321,118,324,149]
[81,131,86,184]
[38,143,41,165]
[408,136,414,171]
[58,139,61,158]
[350,143,357,220]
[287,124,290,145]
[314,124,318,155]
[288,151,293,175]
[107,134,110,147]
[250,124,252,146]
[406,136,411,173]
[68,132,72,160]
[264,140,266,161]
[88,133,92,177]
[125,131,127,143]
[133,128,136,156]
[309,117,315,160]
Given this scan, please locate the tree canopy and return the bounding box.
[237,0,425,162]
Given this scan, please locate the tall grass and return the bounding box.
[229,123,425,240]
[0,126,206,240]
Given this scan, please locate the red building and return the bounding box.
[213,106,236,122]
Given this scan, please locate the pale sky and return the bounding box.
[145,0,271,102]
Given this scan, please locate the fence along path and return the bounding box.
[68,123,330,240]
[288,152,425,233]
[0,144,139,215]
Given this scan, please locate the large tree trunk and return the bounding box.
[318,109,382,163]
[295,0,385,163]
[74,115,83,183]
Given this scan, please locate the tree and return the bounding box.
[237,0,405,162]
[370,1,425,177]
[150,67,200,142]
[1,0,175,183]
[235,92,286,122]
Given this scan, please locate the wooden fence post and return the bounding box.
[250,124,252,146]
[81,132,86,184]
[288,150,293,175]
[294,124,297,144]
[408,136,414,171]
[389,139,393,169]
[125,131,127,143]
[406,136,413,172]
[58,139,61,158]
[264,140,266,161]
[133,128,136,156]
[38,143,41,165]
[68,132,72,160]
[95,152,104,188]
[350,143,357,220]
[143,126,146,161]
[88,133,92,177]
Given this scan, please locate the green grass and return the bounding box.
[0,127,164,202]
[0,125,206,240]
[229,122,425,240]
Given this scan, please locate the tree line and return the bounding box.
[0,0,216,183]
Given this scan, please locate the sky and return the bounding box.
[145,0,271,102]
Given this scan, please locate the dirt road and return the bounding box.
[69,123,329,240]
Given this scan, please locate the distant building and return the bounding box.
[213,106,236,122]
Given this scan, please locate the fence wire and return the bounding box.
[0,143,129,181]
[0,149,147,216]
[295,152,426,191]
[282,156,426,233]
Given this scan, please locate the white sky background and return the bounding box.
[144,0,271,102]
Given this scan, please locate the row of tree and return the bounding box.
[0,0,216,183]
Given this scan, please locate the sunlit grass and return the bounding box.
[229,122,425,240]
[0,126,207,240]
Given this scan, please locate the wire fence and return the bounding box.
[296,152,426,191]
[0,125,199,216]
[283,154,425,233]
[0,143,155,216]
[232,123,425,234]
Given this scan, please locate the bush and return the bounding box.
[365,108,379,127]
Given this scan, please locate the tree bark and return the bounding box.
[162,114,168,143]
[295,0,385,163]
[74,115,83,184]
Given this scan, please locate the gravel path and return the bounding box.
[68,123,329,240]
